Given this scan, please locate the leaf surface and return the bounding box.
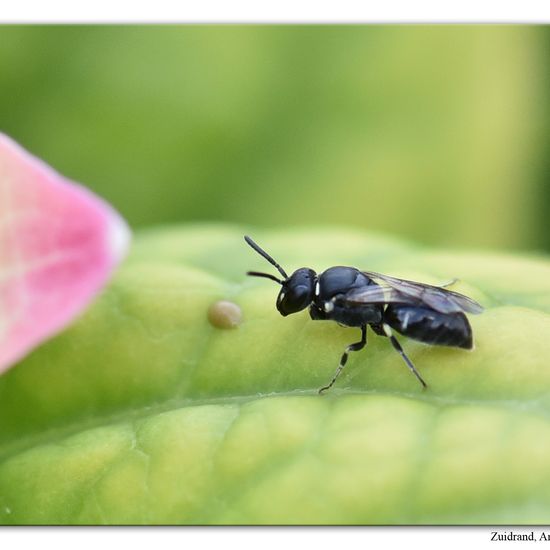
[1,225,549,524]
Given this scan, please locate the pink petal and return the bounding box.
[0,133,130,373]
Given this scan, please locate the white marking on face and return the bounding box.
[383,323,393,337]
[324,301,334,313]
[315,281,320,297]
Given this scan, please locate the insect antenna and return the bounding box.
[244,236,289,281]
[246,271,284,285]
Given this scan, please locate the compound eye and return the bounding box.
[277,284,311,316]
[291,285,311,308]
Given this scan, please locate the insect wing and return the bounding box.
[346,271,484,314]
[343,284,413,306]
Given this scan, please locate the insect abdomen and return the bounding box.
[384,305,473,349]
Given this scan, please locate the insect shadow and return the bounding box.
[244,235,483,393]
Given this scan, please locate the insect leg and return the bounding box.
[319,325,367,394]
[383,324,427,389]
[439,277,459,288]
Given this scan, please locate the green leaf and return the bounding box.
[1,224,550,524]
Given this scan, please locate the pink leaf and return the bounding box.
[0,133,130,373]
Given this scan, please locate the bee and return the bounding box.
[244,236,483,393]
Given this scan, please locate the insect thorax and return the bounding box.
[310,266,383,327]
[316,266,374,299]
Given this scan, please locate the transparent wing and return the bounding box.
[345,271,484,315]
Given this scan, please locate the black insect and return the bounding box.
[244,235,483,393]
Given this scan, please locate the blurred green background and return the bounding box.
[1,25,548,251]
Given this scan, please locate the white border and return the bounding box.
[0,526,537,550]
[1,0,550,23]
